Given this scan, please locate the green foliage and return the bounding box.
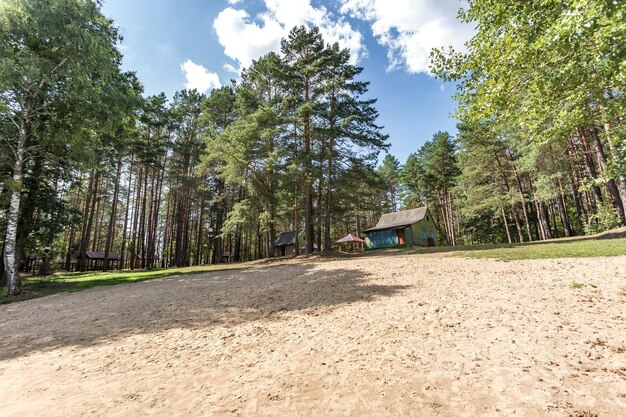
[379,154,401,211]
[431,0,626,184]
[400,131,459,244]
[584,205,622,235]
[1,0,141,290]
[3,178,23,192]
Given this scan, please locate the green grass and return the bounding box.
[0,263,247,304]
[397,237,626,261]
[571,282,584,289]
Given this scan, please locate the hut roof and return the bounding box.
[336,234,366,243]
[274,230,299,247]
[364,206,428,232]
[85,251,120,260]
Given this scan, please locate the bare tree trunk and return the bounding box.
[79,169,100,271]
[316,168,323,252]
[446,191,456,246]
[195,194,205,266]
[213,179,225,264]
[104,157,122,270]
[537,201,552,240]
[324,123,334,250]
[139,165,149,269]
[508,154,532,241]
[4,125,27,295]
[556,178,572,237]
[148,157,165,268]
[92,179,106,251]
[512,210,524,242]
[500,206,512,244]
[303,78,314,255]
[119,156,134,269]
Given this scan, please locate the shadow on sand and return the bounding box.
[0,263,410,361]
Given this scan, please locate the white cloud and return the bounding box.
[227,0,242,4]
[213,8,284,70]
[223,63,239,74]
[180,59,222,93]
[339,0,473,74]
[213,0,365,72]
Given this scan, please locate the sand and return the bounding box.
[0,254,625,416]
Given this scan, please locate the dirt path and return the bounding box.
[0,255,625,416]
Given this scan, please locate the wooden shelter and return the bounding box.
[336,234,365,252]
[274,230,318,256]
[85,251,120,270]
[364,206,438,249]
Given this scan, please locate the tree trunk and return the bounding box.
[79,169,100,271]
[213,179,225,264]
[4,125,26,295]
[589,127,626,223]
[119,156,134,269]
[602,119,626,210]
[303,77,314,255]
[537,201,552,240]
[15,156,45,276]
[129,165,144,270]
[556,178,573,237]
[500,206,512,244]
[324,112,334,250]
[139,165,149,269]
[507,159,532,241]
[104,157,122,270]
[577,128,604,205]
[195,194,205,266]
[512,210,524,242]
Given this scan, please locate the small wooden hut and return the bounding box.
[274,230,318,256]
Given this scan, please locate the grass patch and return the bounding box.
[569,411,599,417]
[0,263,247,304]
[620,287,626,297]
[571,282,584,289]
[396,237,626,261]
[429,402,443,412]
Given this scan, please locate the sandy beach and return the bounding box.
[0,254,625,416]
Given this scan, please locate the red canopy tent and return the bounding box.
[336,234,366,252]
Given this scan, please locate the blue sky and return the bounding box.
[101,0,472,163]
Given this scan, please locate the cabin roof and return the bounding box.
[364,206,429,232]
[274,230,299,247]
[85,251,120,260]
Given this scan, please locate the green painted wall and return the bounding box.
[410,215,438,247]
[404,226,413,245]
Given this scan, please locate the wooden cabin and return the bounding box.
[274,230,318,256]
[364,206,438,249]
